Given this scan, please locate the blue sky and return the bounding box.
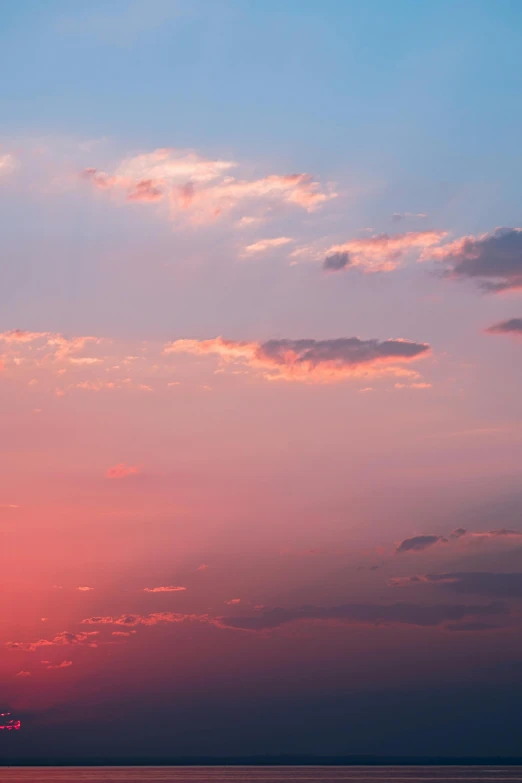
[3,0,522,173]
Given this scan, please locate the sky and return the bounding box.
[2,0,522,762]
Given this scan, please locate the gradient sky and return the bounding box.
[2,0,522,761]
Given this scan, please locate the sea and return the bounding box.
[1,769,522,783]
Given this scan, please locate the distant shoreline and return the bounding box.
[3,758,522,767]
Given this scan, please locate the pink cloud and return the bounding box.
[15,671,31,678]
[105,463,140,479]
[0,152,18,176]
[0,715,21,730]
[225,598,241,605]
[76,586,94,592]
[185,173,333,220]
[80,148,334,224]
[126,179,164,202]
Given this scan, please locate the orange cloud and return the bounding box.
[143,586,187,593]
[1,327,429,392]
[46,660,73,669]
[82,612,205,627]
[6,631,99,652]
[105,463,140,479]
[395,382,432,390]
[164,335,430,383]
[243,237,293,255]
[323,230,448,272]
[0,330,103,370]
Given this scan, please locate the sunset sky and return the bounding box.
[2,0,522,761]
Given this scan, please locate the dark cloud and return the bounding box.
[259,337,430,367]
[437,227,522,292]
[405,527,522,546]
[395,572,522,599]
[488,528,522,537]
[396,535,447,553]
[214,601,508,632]
[486,318,522,335]
[323,251,351,271]
[425,572,522,598]
[449,527,522,540]
[392,212,427,222]
[166,335,431,382]
[445,621,503,632]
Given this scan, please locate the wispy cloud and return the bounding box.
[392,212,428,222]
[46,660,73,670]
[80,148,335,224]
[105,463,140,479]
[143,586,186,593]
[6,631,99,652]
[82,612,203,627]
[242,237,293,255]
[0,152,17,176]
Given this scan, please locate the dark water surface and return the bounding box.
[1,769,522,783]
